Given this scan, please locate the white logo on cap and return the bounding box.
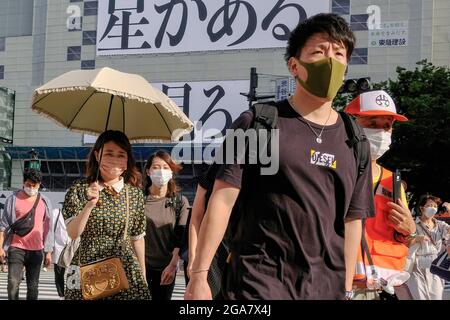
[375,94,390,107]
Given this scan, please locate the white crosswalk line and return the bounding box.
[0,269,60,300]
[171,273,187,300]
[1,268,187,300]
[1,268,448,300]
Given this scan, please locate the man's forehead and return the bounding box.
[306,33,345,48]
[24,180,39,185]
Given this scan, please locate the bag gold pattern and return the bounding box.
[80,257,129,300]
[79,185,131,300]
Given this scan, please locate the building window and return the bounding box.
[40,160,86,191]
[350,14,369,31]
[332,0,350,15]
[350,48,368,65]
[0,65,4,79]
[67,46,81,61]
[0,38,5,52]
[81,60,95,70]
[84,1,98,16]
[82,31,96,45]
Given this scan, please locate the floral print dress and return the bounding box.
[63,179,151,300]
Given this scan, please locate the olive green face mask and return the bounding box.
[296,57,346,100]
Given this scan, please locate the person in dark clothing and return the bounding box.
[185,13,375,300]
[186,164,227,299]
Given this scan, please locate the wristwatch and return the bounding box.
[403,232,417,242]
[394,231,417,243]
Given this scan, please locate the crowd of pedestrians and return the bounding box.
[0,13,449,301]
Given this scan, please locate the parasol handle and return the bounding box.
[95,95,114,182]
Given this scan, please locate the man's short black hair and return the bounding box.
[285,13,356,62]
[23,169,42,184]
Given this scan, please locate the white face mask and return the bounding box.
[23,186,39,197]
[149,169,173,188]
[363,128,392,160]
[423,207,437,218]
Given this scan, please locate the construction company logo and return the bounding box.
[310,149,337,169]
[375,94,390,107]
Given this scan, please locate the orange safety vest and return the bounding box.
[354,167,409,286]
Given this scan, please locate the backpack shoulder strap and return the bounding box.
[339,111,370,178]
[248,102,279,160]
[250,102,278,130]
[173,193,183,225]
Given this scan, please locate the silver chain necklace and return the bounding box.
[288,96,332,144]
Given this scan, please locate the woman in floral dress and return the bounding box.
[63,130,150,300]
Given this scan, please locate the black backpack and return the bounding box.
[8,193,41,237]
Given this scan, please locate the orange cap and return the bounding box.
[344,90,408,122]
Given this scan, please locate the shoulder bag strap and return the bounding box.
[27,193,41,221]
[78,185,131,265]
[122,185,130,254]
[53,208,62,234]
[417,222,438,247]
[23,193,41,221]
[371,166,383,199]
[359,166,384,282]
[32,193,41,210]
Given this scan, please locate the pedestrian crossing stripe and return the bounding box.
[2,270,446,300]
[0,270,187,300]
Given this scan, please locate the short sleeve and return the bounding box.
[215,110,254,189]
[437,220,450,240]
[62,180,86,223]
[129,187,146,238]
[0,195,13,231]
[197,167,213,191]
[345,157,375,220]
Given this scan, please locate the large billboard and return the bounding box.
[83,79,249,144]
[96,0,330,55]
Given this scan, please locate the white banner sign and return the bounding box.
[83,79,249,144]
[96,0,330,55]
[275,77,296,101]
[369,21,408,47]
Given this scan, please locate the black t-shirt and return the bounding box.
[214,100,375,300]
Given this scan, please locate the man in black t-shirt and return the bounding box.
[185,13,375,300]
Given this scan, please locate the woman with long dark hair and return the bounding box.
[144,150,189,300]
[62,130,150,300]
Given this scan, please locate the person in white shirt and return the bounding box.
[51,207,68,299]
